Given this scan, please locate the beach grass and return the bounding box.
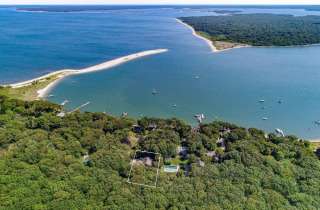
[0,75,58,101]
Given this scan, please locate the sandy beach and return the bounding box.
[176,18,250,53]
[7,49,168,98]
[176,19,218,53]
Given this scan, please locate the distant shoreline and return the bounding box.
[176,18,250,53]
[4,49,168,99]
[177,18,320,53]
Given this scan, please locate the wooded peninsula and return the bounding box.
[179,14,320,50]
[1,95,320,209]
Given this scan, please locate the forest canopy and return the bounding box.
[179,14,320,46]
[1,95,320,209]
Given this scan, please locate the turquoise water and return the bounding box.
[1,6,320,138]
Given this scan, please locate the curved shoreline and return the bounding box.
[176,18,320,53]
[176,18,250,53]
[5,49,168,99]
[176,19,218,53]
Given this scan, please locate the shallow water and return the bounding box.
[1,6,320,138]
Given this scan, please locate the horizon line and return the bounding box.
[1,4,320,6]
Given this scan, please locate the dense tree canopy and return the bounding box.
[180,14,320,46]
[0,95,320,209]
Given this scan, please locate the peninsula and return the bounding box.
[178,14,320,51]
[0,49,168,101]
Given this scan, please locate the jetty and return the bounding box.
[68,102,91,113]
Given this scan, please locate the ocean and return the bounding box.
[1,5,320,138]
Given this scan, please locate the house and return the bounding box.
[132,157,153,167]
[177,146,188,157]
[217,138,226,150]
[57,112,65,117]
[147,123,157,131]
[144,157,153,167]
[132,125,143,133]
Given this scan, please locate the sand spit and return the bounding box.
[6,49,168,98]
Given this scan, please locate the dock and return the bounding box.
[68,102,90,113]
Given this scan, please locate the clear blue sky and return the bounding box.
[1,0,319,5]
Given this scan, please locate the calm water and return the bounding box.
[1,6,320,138]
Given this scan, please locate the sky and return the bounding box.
[1,0,320,5]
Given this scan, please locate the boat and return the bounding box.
[259,99,265,103]
[314,120,320,126]
[172,104,177,108]
[275,128,285,137]
[262,117,268,121]
[152,89,158,95]
[60,100,69,106]
[194,113,205,123]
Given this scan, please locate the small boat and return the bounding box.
[275,128,285,137]
[194,113,205,123]
[172,104,177,108]
[314,120,320,126]
[60,100,69,106]
[262,117,268,121]
[47,94,54,98]
[152,89,158,95]
[259,99,265,103]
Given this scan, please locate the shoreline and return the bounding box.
[176,18,250,53]
[176,18,320,53]
[175,18,218,53]
[5,49,168,99]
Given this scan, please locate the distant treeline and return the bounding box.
[180,14,320,46]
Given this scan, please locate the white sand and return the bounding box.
[7,49,168,98]
[176,19,218,53]
[176,18,250,53]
